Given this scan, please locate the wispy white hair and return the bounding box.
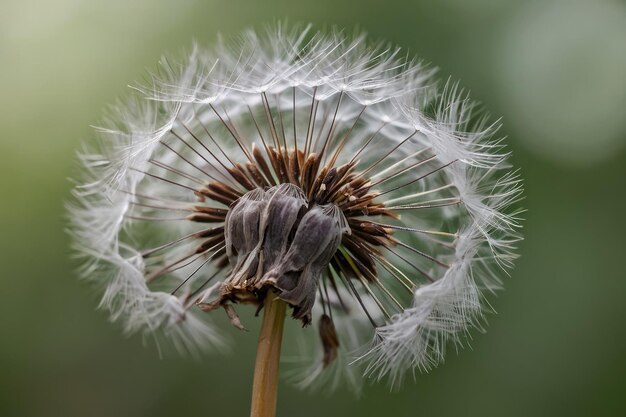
[69,22,522,388]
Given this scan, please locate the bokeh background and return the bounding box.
[1,0,625,416]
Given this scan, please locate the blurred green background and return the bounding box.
[1,0,625,416]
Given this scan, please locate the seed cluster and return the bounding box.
[189,147,397,329]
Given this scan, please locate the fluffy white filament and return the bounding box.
[69,23,522,388]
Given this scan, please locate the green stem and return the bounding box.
[250,291,287,417]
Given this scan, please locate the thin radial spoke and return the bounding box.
[357,275,390,319]
[124,215,189,222]
[318,91,344,163]
[120,190,197,207]
[348,244,404,317]
[374,279,404,313]
[372,254,414,292]
[330,263,379,328]
[393,239,450,268]
[369,148,432,180]
[160,138,220,183]
[129,168,198,193]
[367,221,459,238]
[193,112,238,168]
[187,268,223,301]
[141,227,221,258]
[368,155,437,188]
[292,86,298,153]
[311,103,333,155]
[387,198,462,210]
[146,252,199,283]
[274,93,288,151]
[347,122,387,166]
[385,246,435,283]
[171,244,224,295]
[148,159,205,185]
[168,129,220,172]
[261,92,282,150]
[246,104,280,185]
[360,130,418,177]
[325,266,349,313]
[326,105,366,168]
[344,246,405,313]
[129,200,193,213]
[209,104,255,164]
[338,247,390,319]
[304,86,318,157]
[377,159,458,197]
[178,120,246,189]
[384,183,454,205]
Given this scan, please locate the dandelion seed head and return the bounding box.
[69,23,522,390]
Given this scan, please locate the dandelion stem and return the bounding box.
[250,291,287,417]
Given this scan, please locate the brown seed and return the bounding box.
[319,314,340,367]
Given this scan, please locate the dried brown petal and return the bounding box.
[319,314,340,367]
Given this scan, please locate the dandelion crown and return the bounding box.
[71,24,522,390]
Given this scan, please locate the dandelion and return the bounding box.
[70,23,523,417]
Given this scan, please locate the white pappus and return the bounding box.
[69,23,523,390]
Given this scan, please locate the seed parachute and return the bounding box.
[70,23,523,390]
